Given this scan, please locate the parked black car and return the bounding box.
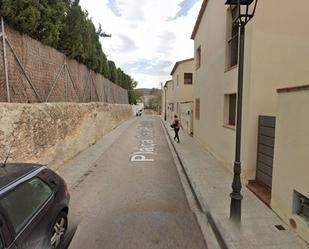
[0,163,70,249]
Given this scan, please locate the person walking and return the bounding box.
[171,114,181,143]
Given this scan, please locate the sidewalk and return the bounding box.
[162,119,309,249]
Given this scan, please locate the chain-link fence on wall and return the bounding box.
[0,18,128,104]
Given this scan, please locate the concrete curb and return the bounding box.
[160,118,229,249]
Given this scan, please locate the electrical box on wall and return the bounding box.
[293,191,309,223]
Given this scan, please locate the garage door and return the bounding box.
[256,116,276,188]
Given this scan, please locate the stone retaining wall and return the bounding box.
[0,103,132,169]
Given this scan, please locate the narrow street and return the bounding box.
[68,116,207,249]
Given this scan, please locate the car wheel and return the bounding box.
[51,212,68,249]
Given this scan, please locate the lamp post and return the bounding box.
[164,84,168,121]
[225,0,258,222]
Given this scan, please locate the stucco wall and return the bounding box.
[244,0,309,179]
[180,102,194,135]
[271,89,309,243]
[193,0,243,171]
[171,60,195,108]
[0,103,132,170]
[192,0,309,180]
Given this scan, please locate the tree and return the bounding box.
[128,89,143,105]
[0,0,66,47]
[146,88,162,112]
[58,3,88,63]
[1,0,41,35]
[34,0,66,47]
[100,48,110,79]
[108,61,118,83]
[0,0,137,93]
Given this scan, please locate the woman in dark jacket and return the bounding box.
[171,115,181,143]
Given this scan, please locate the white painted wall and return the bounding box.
[271,88,309,243]
[180,102,194,135]
[193,0,240,171]
[193,0,309,181]
[171,59,195,114]
[243,0,309,179]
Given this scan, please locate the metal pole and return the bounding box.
[66,64,80,102]
[82,72,91,102]
[65,62,68,102]
[89,75,92,102]
[1,17,10,102]
[91,77,100,101]
[230,23,245,222]
[164,89,167,121]
[45,63,65,102]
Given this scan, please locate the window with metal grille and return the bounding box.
[184,73,193,84]
[227,7,239,68]
[196,46,201,70]
[195,98,200,120]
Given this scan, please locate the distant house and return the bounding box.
[191,0,309,242]
[164,58,195,135]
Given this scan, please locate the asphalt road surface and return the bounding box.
[68,116,207,249]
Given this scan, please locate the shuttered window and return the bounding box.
[227,7,239,68]
[195,98,200,120]
[196,46,201,70]
[228,94,236,126]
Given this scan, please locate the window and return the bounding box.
[224,93,237,126]
[226,7,239,69]
[177,75,179,86]
[195,98,200,120]
[184,73,193,85]
[228,94,237,125]
[1,178,53,234]
[196,46,201,70]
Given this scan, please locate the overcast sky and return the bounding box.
[79,0,202,89]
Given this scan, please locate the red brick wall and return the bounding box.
[0,25,128,104]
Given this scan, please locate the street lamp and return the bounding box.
[225,0,258,222]
[164,84,168,121]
